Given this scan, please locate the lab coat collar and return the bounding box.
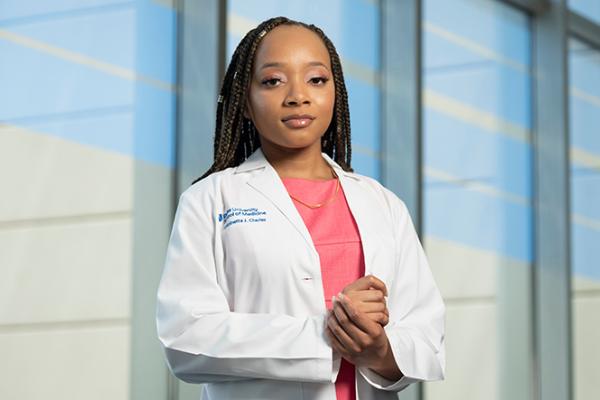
[233,147,375,276]
[234,147,359,180]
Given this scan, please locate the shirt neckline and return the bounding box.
[281,177,337,183]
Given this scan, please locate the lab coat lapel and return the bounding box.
[239,149,318,257]
[237,148,377,277]
[335,170,376,277]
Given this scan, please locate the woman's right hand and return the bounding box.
[337,275,389,327]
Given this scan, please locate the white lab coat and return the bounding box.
[156,147,445,400]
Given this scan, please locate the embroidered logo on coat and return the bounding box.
[218,207,268,229]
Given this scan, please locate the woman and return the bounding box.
[156,16,445,400]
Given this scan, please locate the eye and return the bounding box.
[309,77,329,85]
[261,78,281,87]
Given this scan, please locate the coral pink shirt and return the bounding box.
[282,176,365,400]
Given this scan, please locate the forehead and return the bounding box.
[253,25,331,69]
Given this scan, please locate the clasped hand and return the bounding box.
[325,275,392,371]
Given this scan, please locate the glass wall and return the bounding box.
[422,1,533,399]
[568,38,600,400]
[227,0,381,179]
[0,1,177,399]
[4,1,600,399]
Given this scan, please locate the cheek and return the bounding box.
[249,93,278,122]
[315,88,335,114]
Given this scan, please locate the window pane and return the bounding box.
[570,0,600,25]
[422,0,533,399]
[227,0,381,179]
[569,38,600,400]
[0,1,177,399]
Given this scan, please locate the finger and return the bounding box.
[345,275,388,296]
[367,311,389,326]
[332,298,373,345]
[383,312,389,326]
[355,301,386,313]
[325,327,350,355]
[332,297,373,346]
[360,301,389,322]
[325,327,354,364]
[337,292,380,336]
[352,289,387,304]
[367,275,388,296]
[328,304,362,353]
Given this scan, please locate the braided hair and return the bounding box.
[193,16,353,184]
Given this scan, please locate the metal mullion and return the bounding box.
[501,0,550,15]
[569,11,600,51]
[380,0,422,232]
[381,0,422,398]
[531,1,573,400]
[176,0,225,195]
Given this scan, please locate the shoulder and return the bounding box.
[343,170,414,243]
[346,170,410,217]
[176,167,238,213]
[185,166,239,195]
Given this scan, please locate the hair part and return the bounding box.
[193,16,353,184]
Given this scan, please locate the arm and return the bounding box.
[156,190,334,384]
[357,189,446,391]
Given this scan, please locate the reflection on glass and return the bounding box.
[569,38,600,400]
[0,1,177,399]
[422,0,533,399]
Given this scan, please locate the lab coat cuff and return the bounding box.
[357,327,419,392]
[359,324,443,392]
[358,366,416,392]
[331,350,342,382]
[314,314,340,383]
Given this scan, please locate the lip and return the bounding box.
[281,114,315,129]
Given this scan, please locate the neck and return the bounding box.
[261,141,334,180]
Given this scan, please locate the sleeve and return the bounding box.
[357,188,446,392]
[155,190,336,384]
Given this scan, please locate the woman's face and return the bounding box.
[246,25,335,152]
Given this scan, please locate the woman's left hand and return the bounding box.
[326,292,403,381]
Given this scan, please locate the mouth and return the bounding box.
[281,114,316,129]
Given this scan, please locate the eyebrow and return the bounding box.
[258,61,329,71]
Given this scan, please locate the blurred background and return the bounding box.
[1,0,598,399]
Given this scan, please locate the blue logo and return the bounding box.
[218,207,268,229]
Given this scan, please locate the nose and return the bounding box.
[284,79,310,106]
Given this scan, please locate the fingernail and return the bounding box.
[338,292,344,300]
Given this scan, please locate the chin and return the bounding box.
[279,142,316,150]
[268,139,319,152]
[267,134,322,150]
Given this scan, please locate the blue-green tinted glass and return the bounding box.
[569,38,600,400]
[423,0,533,399]
[227,0,381,179]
